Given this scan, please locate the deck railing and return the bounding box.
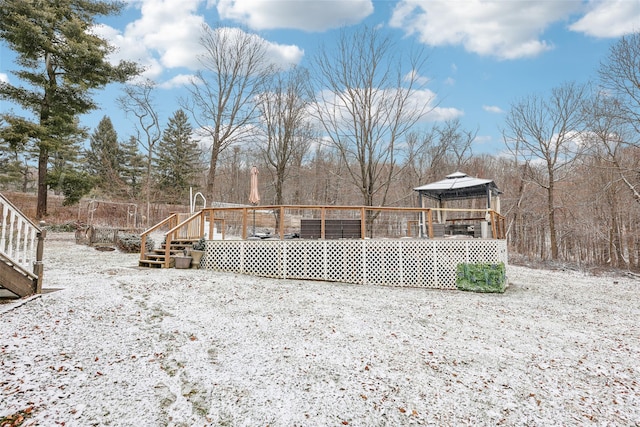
[0,192,45,292]
[139,205,506,268]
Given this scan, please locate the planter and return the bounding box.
[190,250,204,269]
[174,255,192,269]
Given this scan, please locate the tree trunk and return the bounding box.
[547,177,558,260]
[36,145,48,219]
[206,146,220,202]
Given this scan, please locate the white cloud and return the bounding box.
[474,134,493,145]
[216,0,374,31]
[312,86,460,130]
[424,106,464,122]
[403,70,430,86]
[390,0,582,60]
[483,105,504,114]
[158,73,198,89]
[93,23,164,80]
[569,0,640,38]
[0,73,8,83]
[264,41,304,69]
[95,0,304,85]
[119,0,206,71]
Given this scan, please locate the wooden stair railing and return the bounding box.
[0,193,44,297]
[139,211,206,268]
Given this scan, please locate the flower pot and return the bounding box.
[174,255,192,269]
[190,250,204,269]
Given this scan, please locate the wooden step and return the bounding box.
[138,238,198,269]
[138,258,175,268]
[1,258,37,297]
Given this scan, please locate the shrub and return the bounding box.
[44,222,77,232]
[192,237,206,251]
[456,262,506,293]
[116,233,154,253]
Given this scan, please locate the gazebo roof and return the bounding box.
[414,171,501,201]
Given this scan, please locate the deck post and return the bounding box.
[279,206,285,239]
[209,209,216,239]
[490,210,497,239]
[33,221,45,293]
[242,208,248,239]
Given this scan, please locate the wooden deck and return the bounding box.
[138,205,507,270]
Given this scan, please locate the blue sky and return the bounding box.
[1,0,639,155]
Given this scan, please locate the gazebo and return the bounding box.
[414,171,502,237]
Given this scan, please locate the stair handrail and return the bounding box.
[162,211,204,267]
[0,192,45,292]
[139,212,179,263]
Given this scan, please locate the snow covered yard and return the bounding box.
[1,233,639,426]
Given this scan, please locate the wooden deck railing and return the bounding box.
[0,192,45,293]
[139,205,506,267]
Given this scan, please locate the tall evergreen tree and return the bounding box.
[0,0,140,218]
[47,123,95,205]
[84,116,126,196]
[0,136,33,191]
[121,135,145,198]
[154,109,203,204]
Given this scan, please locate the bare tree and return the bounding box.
[118,79,161,226]
[256,66,314,206]
[435,119,476,169]
[584,91,640,202]
[310,25,432,209]
[597,32,640,202]
[503,82,587,260]
[599,32,640,137]
[184,25,273,202]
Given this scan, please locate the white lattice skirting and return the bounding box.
[200,239,508,289]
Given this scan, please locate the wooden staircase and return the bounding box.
[138,210,223,269]
[1,254,39,297]
[138,239,196,268]
[1,193,44,298]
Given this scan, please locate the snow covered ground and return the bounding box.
[1,232,639,426]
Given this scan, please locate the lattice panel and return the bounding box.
[243,240,282,278]
[401,240,438,288]
[365,240,403,286]
[434,240,469,289]
[325,241,364,284]
[200,239,508,290]
[202,241,242,273]
[284,240,325,280]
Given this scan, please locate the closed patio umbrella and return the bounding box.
[249,166,260,236]
[249,166,260,205]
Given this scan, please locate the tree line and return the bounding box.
[2,0,640,270]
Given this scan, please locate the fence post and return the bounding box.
[33,221,46,293]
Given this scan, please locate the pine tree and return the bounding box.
[47,126,95,205]
[0,136,33,191]
[121,136,145,198]
[154,110,203,204]
[0,0,140,218]
[84,116,126,196]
